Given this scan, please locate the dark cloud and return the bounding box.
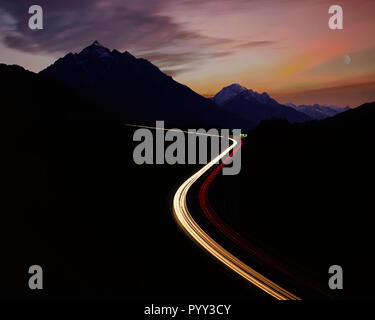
[0,0,237,71]
[0,1,184,51]
[235,41,276,49]
[163,67,196,77]
[0,0,281,74]
[144,51,233,67]
[144,50,233,75]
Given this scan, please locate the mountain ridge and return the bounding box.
[40,42,254,129]
[284,103,351,120]
[213,83,312,124]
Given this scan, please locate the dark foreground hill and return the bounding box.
[3,61,375,299]
[1,63,266,300]
[209,101,375,299]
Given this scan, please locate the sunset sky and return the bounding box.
[1,0,375,106]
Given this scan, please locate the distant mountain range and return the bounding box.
[5,41,352,129]
[284,103,351,120]
[213,84,312,124]
[39,41,252,129]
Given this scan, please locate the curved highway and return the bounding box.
[172,134,301,300]
[126,124,301,300]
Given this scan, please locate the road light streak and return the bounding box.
[172,135,301,300]
[126,124,300,300]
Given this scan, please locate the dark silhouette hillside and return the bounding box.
[211,101,375,299]
[1,63,266,299]
[3,60,374,299]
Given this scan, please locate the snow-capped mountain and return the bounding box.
[213,84,311,124]
[285,103,351,120]
[213,84,247,106]
[40,42,253,129]
[214,83,278,106]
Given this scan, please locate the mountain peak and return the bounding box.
[80,40,109,52]
[76,41,113,63]
[213,83,248,106]
[227,83,248,91]
[213,83,276,107]
[212,83,311,124]
[89,40,107,49]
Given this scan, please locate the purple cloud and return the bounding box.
[0,0,274,74]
